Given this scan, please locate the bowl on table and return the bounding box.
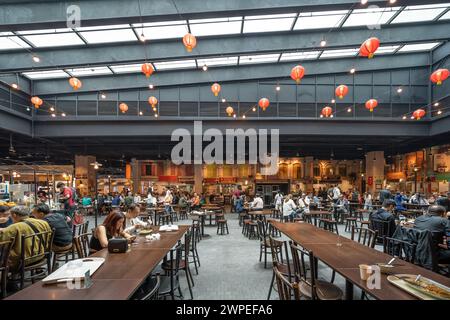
[376,263,395,274]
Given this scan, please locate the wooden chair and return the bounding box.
[290,242,343,300]
[371,218,392,244]
[158,213,173,226]
[383,237,416,263]
[73,233,92,258]
[18,230,54,289]
[267,235,293,300]
[216,216,229,235]
[273,263,301,300]
[344,212,358,233]
[0,239,14,298]
[257,220,282,269]
[161,232,194,300]
[351,226,378,248]
[159,241,184,300]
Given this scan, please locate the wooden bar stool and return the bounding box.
[216,218,229,235]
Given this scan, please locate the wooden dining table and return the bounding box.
[6,225,189,300]
[270,221,450,300]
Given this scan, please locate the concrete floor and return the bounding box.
[86,212,375,300]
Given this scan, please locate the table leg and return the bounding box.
[345,280,354,300]
[202,216,211,238]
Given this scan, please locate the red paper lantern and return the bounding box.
[148,96,158,108]
[258,98,270,111]
[290,65,305,84]
[359,37,380,59]
[413,108,426,120]
[182,33,197,52]
[119,103,128,113]
[31,96,43,109]
[141,63,154,78]
[226,106,234,116]
[211,83,221,96]
[365,99,378,112]
[69,77,82,90]
[430,68,449,85]
[335,85,349,99]
[321,106,332,118]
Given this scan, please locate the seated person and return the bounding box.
[89,210,132,253]
[436,192,450,213]
[235,195,245,214]
[146,192,157,208]
[333,194,349,222]
[81,195,92,207]
[0,206,52,272]
[178,194,188,210]
[32,203,73,252]
[409,193,429,205]
[370,199,397,237]
[394,192,407,212]
[124,203,150,234]
[282,194,297,222]
[190,193,200,210]
[0,205,13,230]
[414,205,450,264]
[249,194,264,211]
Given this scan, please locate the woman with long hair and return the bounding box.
[89,210,132,252]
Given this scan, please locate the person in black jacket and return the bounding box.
[370,199,396,237]
[32,203,73,251]
[414,205,450,264]
[436,192,450,213]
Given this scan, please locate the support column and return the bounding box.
[365,151,385,196]
[131,158,140,194]
[75,155,96,196]
[194,164,203,194]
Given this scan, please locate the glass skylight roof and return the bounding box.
[294,10,348,30]
[239,53,280,64]
[78,24,137,43]
[375,45,400,54]
[320,48,358,58]
[154,59,196,70]
[439,9,450,20]
[109,63,143,74]
[197,56,238,66]
[243,14,297,33]
[0,32,31,50]
[397,42,441,52]
[279,51,321,61]
[65,66,113,77]
[189,17,242,36]
[391,4,448,24]
[132,20,188,40]
[17,28,84,47]
[343,7,401,27]
[22,70,69,80]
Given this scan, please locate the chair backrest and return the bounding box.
[290,241,317,299]
[273,263,300,300]
[351,226,378,248]
[141,273,160,300]
[74,232,92,258]
[168,241,183,276]
[73,221,89,237]
[20,229,54,268]
[256,219,267,241]
[371,218,391,242]
[383,237,416,263]
[183,229,192,261]
[268,235,292,278]
[0,239,14,270]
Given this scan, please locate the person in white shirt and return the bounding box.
[133,193,141,204]
[146,192,157,207]
[164,189,173,214]
[304,193,311,214]
[250,194,264,210]
[364,192,373,210]
[124,203,150,233]
[332,185,341,203]
[274,192,283,213]
[282,194,297,222]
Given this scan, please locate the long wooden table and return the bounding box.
[6,225,189,300]
[271,221,450,300]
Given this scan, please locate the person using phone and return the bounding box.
[89,210,132,253]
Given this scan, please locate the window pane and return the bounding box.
[18,28,84,47]
[243,14,297,33]
[343,7,400,27]
[189,17,242,36]
[239,54,280,64]
[294,10,348,30]
[0,32,31,50]
[132,20,188,40]
[79,25,137,44]
[391,4,448,23]
[22,70,69,80]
